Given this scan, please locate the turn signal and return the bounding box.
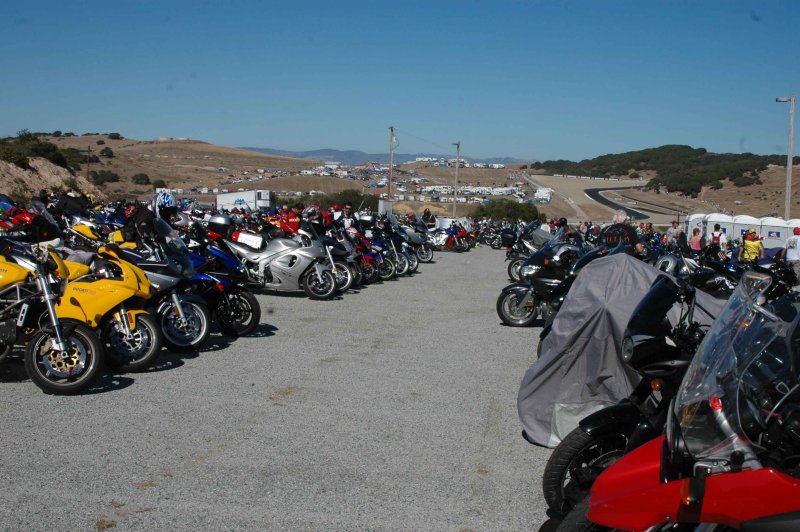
[650,379,663,392]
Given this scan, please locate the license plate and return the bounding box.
[16,303,29,326]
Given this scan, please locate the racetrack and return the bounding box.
[0,246,550,530]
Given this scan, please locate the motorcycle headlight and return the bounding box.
[621,336,634,362]
[520,265,539,278]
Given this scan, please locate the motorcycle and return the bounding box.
[496,230,583,327]
[0,241,103,394]
[565,272,800,531]
[211,215,337,300]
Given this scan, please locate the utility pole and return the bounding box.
[452,141,460,218]
[776,95,795,219]
[388,126,395,199]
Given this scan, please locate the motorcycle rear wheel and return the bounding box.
[496,291,539,327]
[508,258,525,282]
[302,269,337,300]
[543,426,629,516]
[407,252,419,273]
[24,322,103,394]
[216,289,261,337]
[103,313,163,372]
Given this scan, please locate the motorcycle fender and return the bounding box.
[123,309,150,330]
[579,401,643,437]
[500,282,530,296]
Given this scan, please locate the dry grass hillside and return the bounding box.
[0,158,99,199]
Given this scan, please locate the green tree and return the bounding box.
[99,147,114,157]
[52,130,62,137]
[108,132,122,140]
[472,199,540,221]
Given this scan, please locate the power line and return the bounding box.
[394,128,453,153]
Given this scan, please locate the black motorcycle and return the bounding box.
[496,230,583,327]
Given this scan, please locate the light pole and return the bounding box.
[452,141,460,218]
[776,94,795,220]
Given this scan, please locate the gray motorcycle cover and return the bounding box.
[517,254,725,448]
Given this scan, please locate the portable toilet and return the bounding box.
[685,213,706,236]
[789,219,800,232]
[703,213,733,239]
[759,217,789,249]
[732,215,760,241]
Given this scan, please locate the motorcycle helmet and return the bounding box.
[152,191,177,220]
[558,217,568,227]
[207,214,232,237]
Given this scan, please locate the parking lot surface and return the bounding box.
[0,246,550,531]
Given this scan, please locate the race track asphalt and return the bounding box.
[0,245,552,531]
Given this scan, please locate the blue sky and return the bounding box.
[1,0,798,161]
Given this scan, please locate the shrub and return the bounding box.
[65,177,79,190]
[0,145,30,169]
[107,132,122,140]
[96,139,105,145]
[52,130,62,137]
[472,199,540,221]
[152,179,167,189]
[629,172,640,179]
[99,147,114,157]
[132,173,150,185]
[89,170,120,185]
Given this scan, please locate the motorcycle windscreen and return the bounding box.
[674,272,795,468]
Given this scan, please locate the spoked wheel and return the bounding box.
[543,427,629,516]
[394,253,410,276]
[377,258,396,281]
[24,322,103,394]
[496,291,539,327]
[416,245,434,263]
[331,260,355,292]
[215,289,261,337]
[302,269,337,300]
[160,300,211,352]
[103,313,163,372]
[360,262,378,284]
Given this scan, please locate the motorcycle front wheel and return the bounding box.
[406,252,419,273]
[24,322,103,394]
[394,253,410,276]
[331,260,355,292]
[216,289,261,337]
[416,245,434,263]
[360,261,378,284]
[103,313,163,372]
[496,291,540,327]
[543,427,629,516]
[507,258,525,282]
[377,258,396,281]
[302,269,337,300]
[160,300,211,351]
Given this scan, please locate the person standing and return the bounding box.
[708,223,728,260]
[689,228,703,251]
[738,228,764,262]
[665,221,681,245]
[779,227,800,280]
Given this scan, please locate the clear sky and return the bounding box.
[1,0,798,161]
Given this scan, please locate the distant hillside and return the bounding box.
[532,145,798,197]
[241,147,523,166]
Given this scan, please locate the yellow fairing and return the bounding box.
[56,249,152,327]
[64,260,90,281]
[72,224,99,241]
[108,231,137,249]
[0,260,30,290]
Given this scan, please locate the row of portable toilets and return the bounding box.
[685,214,800,249]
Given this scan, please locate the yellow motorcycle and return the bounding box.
[0,244,103,394]
[57,246,163,372]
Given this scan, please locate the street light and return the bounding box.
[776,94,795,220]
[452,141,460,218]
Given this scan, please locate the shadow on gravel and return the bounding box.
[498,318,546,328]
[538,517,561,532]
[80,371,135,394]
[250,323,278,338]
[0,357,28,383]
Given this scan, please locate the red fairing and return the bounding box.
[589,437,800,530]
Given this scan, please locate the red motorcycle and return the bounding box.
[560,272,800,531]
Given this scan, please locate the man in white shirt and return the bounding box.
[780,226,800,282]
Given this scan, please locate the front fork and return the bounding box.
[171,292,188,321]
[37,274,68,352]
[325,245,338,274]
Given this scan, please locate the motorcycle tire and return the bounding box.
[496,291,540,327]
[360,262,378,284]
[301,269,337,300]
[331,260,355,292]
[160,300,211,352]
[507,258,525,282]
[553,497,610,532]
[543,426,629,516]
[407,252,419,273]
[394,253,410,276]
[377,258,396,281]
[490,237,502,250]
[103,313,163,372]
[416,245,434,263]
[24,322,103,395]
[216,289,261,337]
[349,263,362,288]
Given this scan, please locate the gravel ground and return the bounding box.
[0,245,552,531]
